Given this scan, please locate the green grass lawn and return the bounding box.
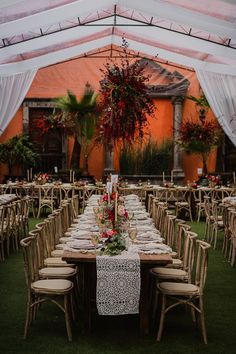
[0,219,236,354]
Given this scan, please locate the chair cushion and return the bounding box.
[44,257,74,267]
[151,267,188,280]
[70,223,79,227]
[51,249,64,257]
[39,267,77,278]
[59,237,72,243]
[157,282,199,296]
[55,244,65,250]
[32,279,73,294]
[165,258,182,269]
[170,251,177,258]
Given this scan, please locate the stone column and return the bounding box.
[172,96,184,178]
[104,141,115,176]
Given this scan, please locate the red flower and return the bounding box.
[99,42,156,144]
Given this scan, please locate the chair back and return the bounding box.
[203,196,212,219]
[194,240,211,294]
[182,231,197,282]
[164,213,176,247]
[175,222,191,259]
[20,234,40,288]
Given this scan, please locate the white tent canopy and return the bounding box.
[1,0,236,144]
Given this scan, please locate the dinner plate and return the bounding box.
[77,224,92,230]
[67,241,95,250]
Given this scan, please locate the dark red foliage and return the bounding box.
[99,43,155,144]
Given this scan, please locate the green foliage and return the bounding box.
[53,83,99,145]
[186,94,210,108]
[53,83,100,171]
[100,234,126,256]
[0,134,38,174]
[119,139,173,175]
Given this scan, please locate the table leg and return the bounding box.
[139,264,152,336]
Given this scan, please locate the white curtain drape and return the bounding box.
[195,69,236,147]
[0,70,37,134]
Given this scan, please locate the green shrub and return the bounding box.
[119,139,173,175]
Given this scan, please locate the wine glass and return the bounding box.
[91,233,100,254]
[128,228,137,243]
[128,210,134,221]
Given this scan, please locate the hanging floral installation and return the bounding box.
[99,38,156,145]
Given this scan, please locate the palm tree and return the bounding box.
[53,83,100,175]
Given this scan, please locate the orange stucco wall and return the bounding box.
[0,57,218,182]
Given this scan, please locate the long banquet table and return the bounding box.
[63,248,172,336]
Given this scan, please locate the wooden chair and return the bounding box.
[227,209,236,267]
[36,185,58,218]
[156,240,211,344]
[203,196,214,243]
[150,230,197,283]
[20,235,74,341]
[175,187,193,221]
[211,199,224,249]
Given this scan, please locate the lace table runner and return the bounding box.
[96,251,140,316]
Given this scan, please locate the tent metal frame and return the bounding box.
[1,5,234,50]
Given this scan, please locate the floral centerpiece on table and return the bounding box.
[100,229,126,256]
[34,172,49,184]
[94,192,131,256]
[205,174,220,187]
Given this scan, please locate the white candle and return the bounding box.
[162,171,165,184]
[171,170,173,183]
[27,169,29,182]
[115,192,118,223]
[233,172,236,185]
[72,171,75,183]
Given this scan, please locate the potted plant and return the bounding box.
[0,134,38,179]
[177,94,223,174]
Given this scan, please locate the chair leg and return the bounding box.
[24,298,32,339]
[64,294,72,341]
[204,221,209,241]
[212,225,218,249]
[157,294,166,342]
[199,297,208,344]
[230,239,236,267]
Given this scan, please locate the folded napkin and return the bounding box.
[77,224,92,230]
[126,205,146,211]
[136,225,156,232]
[136,233,163,243]
[124,194,139,200]
[131,243,172,254]
[65,229,90,237]
[66,240,98,250]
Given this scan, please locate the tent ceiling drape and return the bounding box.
[1,0,236,75]
[1,0,236,144]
